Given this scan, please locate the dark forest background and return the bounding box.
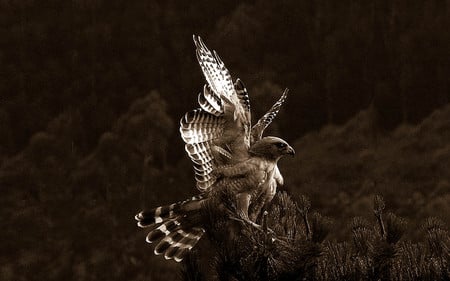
[0,0,449,280]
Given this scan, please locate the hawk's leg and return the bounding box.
[230,193,275,234]
[231,193,261,228]
[249,196,266,222]
[249,179,277,222]
[249,206,262,223]
[236,193,251,221]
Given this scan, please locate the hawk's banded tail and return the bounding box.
[135,195,206,262]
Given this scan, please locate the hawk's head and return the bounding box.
[249,136,295,160]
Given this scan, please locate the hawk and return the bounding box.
[135,35,294,262]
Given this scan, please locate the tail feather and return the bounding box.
[154,231,179,255]
[163,228,205,262]
[135,203,178,227]
[135,196,206,262]
[146,218,182,243]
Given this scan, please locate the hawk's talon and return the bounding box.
[229,215,275,235]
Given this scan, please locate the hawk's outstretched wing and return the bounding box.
[250,89,288,144]
[180,35,287,191]
[180,36,251,191]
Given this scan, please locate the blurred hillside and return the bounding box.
[0,0,449,280]
[284,104,450,240]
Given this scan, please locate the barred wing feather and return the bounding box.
[180,36,254,191]
[250,89,288,144]
[180,109,224,190]
[234,78,251,124]
[198,84,222,116]
[193,36,235,99]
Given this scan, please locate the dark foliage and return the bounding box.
[181,194,449,281]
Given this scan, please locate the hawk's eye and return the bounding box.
[275,142,286,148]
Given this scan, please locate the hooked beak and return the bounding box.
[285,145,295,156]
